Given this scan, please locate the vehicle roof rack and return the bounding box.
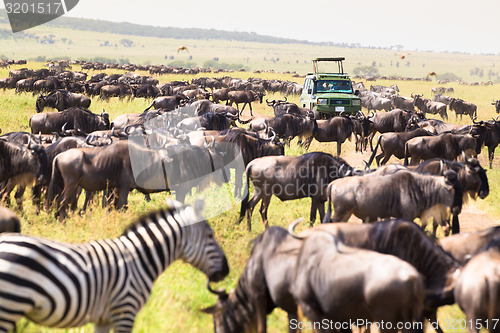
[312,57,345,74]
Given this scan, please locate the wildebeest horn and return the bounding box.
[85,134,95,145]
[288,217,305,239]
[472,116,482,125]
[266,98,275,106]
[61,122,69,133]
[206,280,228,298]
[27,136,33,150]
[104,134,113,145]
[496,115,500,122]
[439,160,444,174]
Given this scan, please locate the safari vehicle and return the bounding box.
[300,57,361,119]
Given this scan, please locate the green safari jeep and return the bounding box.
[300,57,361,119]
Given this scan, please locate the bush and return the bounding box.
[437,72,462,81]
[353,66,379,77]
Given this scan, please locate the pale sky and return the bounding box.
[3,0,500,54]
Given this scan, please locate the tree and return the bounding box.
[120,39,134,47]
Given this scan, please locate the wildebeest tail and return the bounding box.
[322,183,333,224]
[367,135,382,167]
[143,101,154,112]
[404,142,410,166]
[238,165,251,224]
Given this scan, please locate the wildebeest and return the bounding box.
[177,112,234,131]
[203,220,459,333]
[130,84,160,99]
[100,84,133,100]
[266,97,312,118]
[212,87,235,104]
[365,109,415,150]
[413,94,448,120]
[36,90,91,113]
[143,94,190,112]
[323,170,463,236]
[433,94,454,106]
[292,230,424,332]
[440,226,500,264]
[363,94,393,112]
[0,206,21,233]
[454,240,500,333]
[449,98,477,120]
[227,90,264,116]
[249,114,317,147]
[30,107,110,134]
[391,95,415,110]
[368,128,433,166]
[404,133,477,165]
[302,115,356,155]
[470,118,500,168]
[492,99,500,114]
[238,152,352,230]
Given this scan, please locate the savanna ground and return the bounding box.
[0,60,500,333]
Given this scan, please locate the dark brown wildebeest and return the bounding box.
[439,226,500,264]
[32,78,61,94]
[100,84,133,100]
[391,95,415,110]
[266,97,312,118]
[368,128,434,166]
[412,94,448,120]
[203,220,457,333]
[365,108,415,150]
[36,90,91,113]
[130,84,160,99]
[404,133,478,165]
[238,152,353,230]
[84,81,106,97]
[212,87,235,104]
[249,114,317,147]
[292,230,424,333]
[143,94,190,112]
[433,94,454,106]
[189,99,239,119]
[227,90,264,116]
[302,115,356,155]
[323,170,463,236]
[454,239,500,333]
[177,112,235,131]
[470,118,500,168]
[30,107,110,134]
[0,207,21,233]
[492,99,500,114]
[449,98,477,120]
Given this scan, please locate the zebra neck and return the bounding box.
[219,275,258,332]
[117,221,185,288]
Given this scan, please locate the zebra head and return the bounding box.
[175,200,229,282]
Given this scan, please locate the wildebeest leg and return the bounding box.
[32,185,42,212]
[336,141,342,156]
[59,182,80,220]
[248,103,253,117]
[116,187,129,211]
[255,294,267,333]
[246,190,262,231]
[14,185,26,210]
[488,146,495,169]
[144,193,151,202]
[259,194,271,229]
[82,190,94,212]
[331,207,353,223]
[0,180,14,206]
[310,198,324,227]
[303,137,313,151]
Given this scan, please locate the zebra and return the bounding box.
[0,200,229,332]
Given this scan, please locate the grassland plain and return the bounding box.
[1,16,500,82]
[0,62,500,332]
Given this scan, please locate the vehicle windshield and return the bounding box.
[315,80,352,93]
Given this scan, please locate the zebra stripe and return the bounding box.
[0,201,228,332]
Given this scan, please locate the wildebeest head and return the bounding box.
[464,158,489,199]
[443,170,463,215]
[35,94,46,113]
[100,111,111,130]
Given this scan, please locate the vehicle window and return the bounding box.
[315,80,352,93]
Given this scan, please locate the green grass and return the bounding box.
[0,62,499,332]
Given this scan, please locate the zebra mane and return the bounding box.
[121,207,176,235]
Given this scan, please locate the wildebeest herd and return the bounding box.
[1,61,500,333]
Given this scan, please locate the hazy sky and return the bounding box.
[3,0,500,54]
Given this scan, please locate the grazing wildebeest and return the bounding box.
[227,90,264,116]
[454,240,500,333]
[130,84,160,99]
[143,94,190,112]
[302,115,355,155]
[238,152,353,230]
[404,133,478,165]
[30,107,110,134]
[449,98,477,120]
[35,90,91,112]
[177,112,235,131]
[413,94,448,120]
[0,206,21,233]
[368,128,433,166]
[323,170,463,236]
[439,226,500,264]
[249,114,317,147]
[492,99,500,114]
[292,231,424,333]
[365,109,415,150]
[203,220,460,333]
